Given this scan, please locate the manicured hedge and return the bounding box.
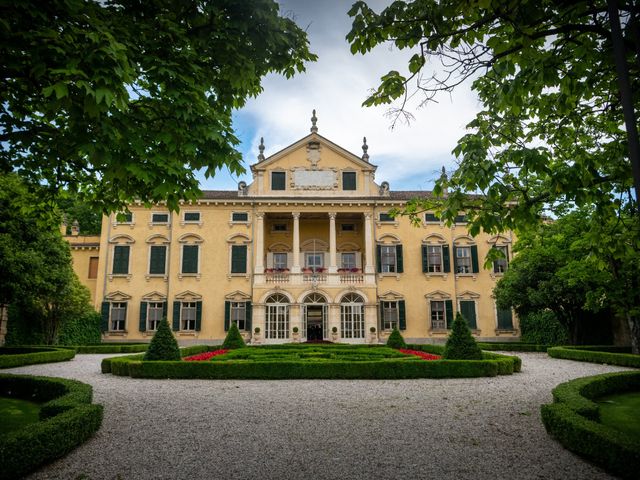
[478,342,550,352]
[547,346,639,368]
[103,344,520,379]
[541,371,640,480]
[0,374,103,480]
[74,343,148,354]
[0,347,75,369]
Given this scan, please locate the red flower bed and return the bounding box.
[399,349,441,361]
[183,349,229,361]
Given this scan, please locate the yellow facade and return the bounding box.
[69,127,519,344]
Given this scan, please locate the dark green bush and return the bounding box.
[74,343,148,354]
[0,347,75,369]
[541,371,640,479]
[0,374,103,480]
[222,322,246,350]
[547,346,640,368]
[520,311,569,345]
[57,311,102,346]
[478,342,549,352]
[386,327,407,349]
[442,313,483,360]
[144,318,181,361]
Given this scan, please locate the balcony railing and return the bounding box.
[259,269,369,286]
[265,271,290,283]
[339,272,364,283]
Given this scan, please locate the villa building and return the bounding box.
[66,113,518,344]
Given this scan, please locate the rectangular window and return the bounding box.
[181,245,199,274]
[381,245,396,273]
[427,245,442,273]
[112,245,130,275]
[88,257,99,279]
[382,301,398,330]
[425,213,440,222]
[497,307,514,330]
[493,246,508,273]
[110,302,127,331]
[342,171,356,190]
[305,253,324,270]
[184,212,200,222]
[149,245,167,275]
[459,300,477,329]
[340,223,355,232]
[231,302,247,330]
[341,252,356,270]
[152,213,170,224]
[430,301,446,330]
[116,212,133,223]
[230,245,247,274]
[456,246,472,274]
[273,252,288,270]
[181,302,197,331]
[454,214,467,223]
[271,171,286,190]
[231,212,248,222]
[272,223,287,232]
[147,302,164,331]
[379,212,394,222]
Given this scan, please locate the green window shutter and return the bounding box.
[195,301,202,331]
[139,301,147,332]
[272,171,286,190]
[231,245,247,273]
[224,301,231,331]
[497,308,513,329]
[398,300,406,330]
[112,245,129,274]
[246,302,252,332]
[376,245,382,273]
[100,302,110,332]
[445,300,454,329]
[182,245,198,274]
[471,245,479,273]
[162,301,168,320]
[342,171,356,190]
[421,245,428,273]
[442,245,451,273]
[379,302,384,331]
[172,301,181,331]
[149,246,166,274]
[452,245,458,273]
[396,244,403,273]
[460,301,477,329]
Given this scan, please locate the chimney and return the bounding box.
[60,215,68,236]
[71,219,79,236]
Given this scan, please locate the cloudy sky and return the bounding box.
[201,0,480,192]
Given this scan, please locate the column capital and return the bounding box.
[256,212,265,219]
[292,212,301,219]
[364,212,373,220]
[328,212,337,220]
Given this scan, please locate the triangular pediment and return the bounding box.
[141,291,167,301]
[105,290,132,301]
[224,290,252,300]
[424,290,452,300]
[458,290,481,299]
[379,290,404,300]
[175,290,202,300]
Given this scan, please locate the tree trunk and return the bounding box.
[628,314,640,355]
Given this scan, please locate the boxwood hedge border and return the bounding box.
[477,342,550,352]
[0,374,103,480]
[101,344,521,379]
[540,371,640,480]
[0,347,75,369]
[547,345,639,368]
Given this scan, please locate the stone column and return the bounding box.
[255,212,265,273]
[364,212,375,274]
[292,212,301,273]
[328,212,337,273]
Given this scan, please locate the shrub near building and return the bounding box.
[443,313,483,360]
[143,319,181,361]
[222,322,246,350]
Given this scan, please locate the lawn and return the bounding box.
[598,391,640,440]
[0,396,41,435]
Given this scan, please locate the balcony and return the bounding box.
[257,268,372,287]
[265,269,290,284]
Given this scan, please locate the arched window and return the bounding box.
[302,293,328,340]
[265,294,290,339]
[340,293,364,339]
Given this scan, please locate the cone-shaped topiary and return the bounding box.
[442,313,483,360]
[144,318,181,361]
[386,327,407,349]
[222,322,246,349]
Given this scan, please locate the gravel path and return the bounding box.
[4,353,632,480]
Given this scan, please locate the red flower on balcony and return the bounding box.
[183,349,229,361]
[398,349,441,360]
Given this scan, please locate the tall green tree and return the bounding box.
[1,0,316,213]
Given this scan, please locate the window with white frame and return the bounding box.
[380,245,397,273]
[151,212,170,224]
[110,302,127,331]
[147,302,164,331]
[430,301,446,330]
[231,212,249,222]
[181,302,197,331]
[273,252,288,270]
[148,245,167,275]
[184,212,200,223]
[305,253,324,270]
[341,294,365,339]
[381,301,398,330]
[112,245,130,275]
[181,245,199,274]
[230,302,247,331]
[116,212,133,224]
[455,246,472,274]
[427,245,442,272]
[265,294,289,339]
[493,245,508,273]
[341,252,356,270]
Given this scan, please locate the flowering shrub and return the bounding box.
[399,349,441,360]
[183,349,229,361]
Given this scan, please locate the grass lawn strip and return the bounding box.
[597,391,640,440]
[0,396,41,434]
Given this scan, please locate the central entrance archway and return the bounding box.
[302,293,327,341]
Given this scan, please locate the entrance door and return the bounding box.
[306,305,324,341]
